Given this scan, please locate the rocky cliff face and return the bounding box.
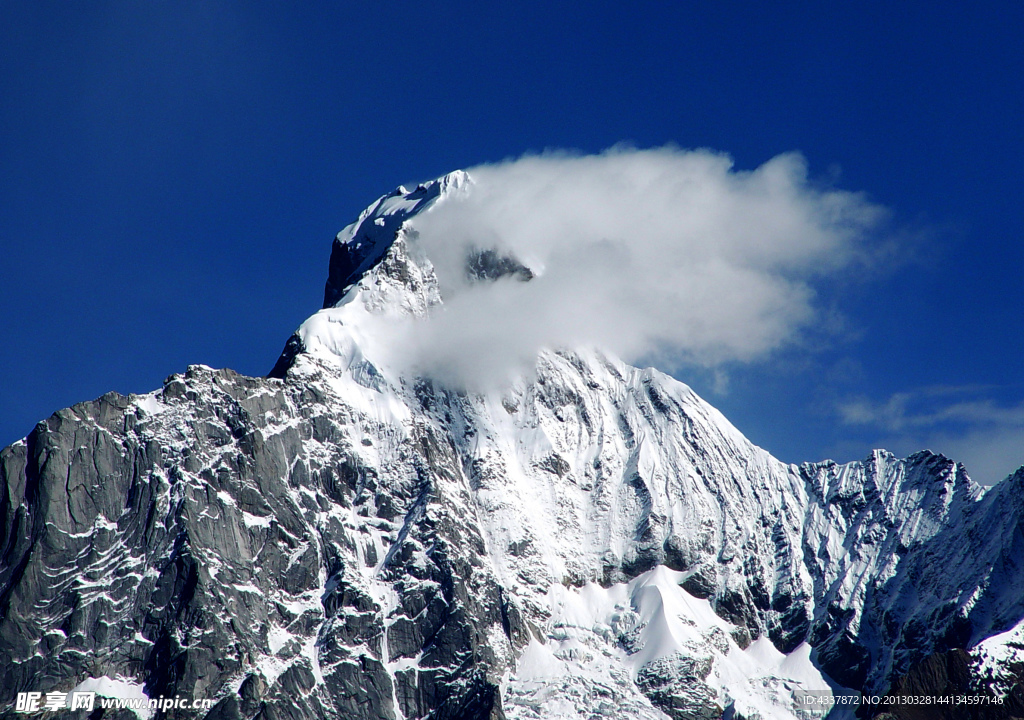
[2,172,1023,720]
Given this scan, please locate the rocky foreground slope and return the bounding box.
[2,172,1023,720]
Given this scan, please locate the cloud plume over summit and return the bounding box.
[383,147,887,386]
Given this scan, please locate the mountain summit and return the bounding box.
[321,170,471,310]
[2,172,1023,720]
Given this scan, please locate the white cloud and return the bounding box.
[384,146,886,387]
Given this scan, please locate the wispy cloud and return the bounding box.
[838,385,1024,429]
[381,146,888,387]
[838,385,1024,485]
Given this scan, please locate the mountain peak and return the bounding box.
[6,168,1024,720]
[322,170,472,308]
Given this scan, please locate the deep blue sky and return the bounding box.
[3,2,1023,484]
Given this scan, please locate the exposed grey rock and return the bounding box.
[0,363,512,720]
[464,248,534,284]
[635,654,721,720]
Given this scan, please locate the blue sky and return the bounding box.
[3,2,1023,484]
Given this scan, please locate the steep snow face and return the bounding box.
[973,614,1024,699]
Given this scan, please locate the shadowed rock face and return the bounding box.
[869,649,1024,720]
[464,249,534,284]
[323,232,390,309]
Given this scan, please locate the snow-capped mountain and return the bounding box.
[1,171,1022,720]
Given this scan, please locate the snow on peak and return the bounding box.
[273,171,476,382]
[322,170,472,308]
